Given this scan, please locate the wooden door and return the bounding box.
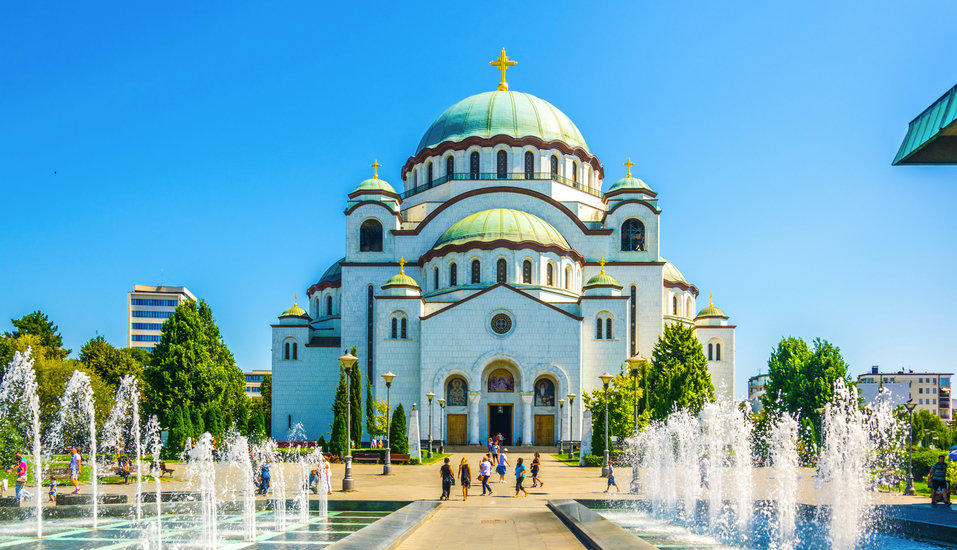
[534,415,554,446]
[447,414,467,445]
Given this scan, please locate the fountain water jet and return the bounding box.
[768,412,799,550]
[51,370,99,528]
[0,349,43,538]
[145,415,163,550]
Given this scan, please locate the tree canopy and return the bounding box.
[647,322,716,419]
[761,337,851,428]
[79,335,144,389]
[582,367,646,455]
[7,311,69,360]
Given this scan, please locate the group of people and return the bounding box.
[439,451,545,500]
[369,436,387,449]
[309,458,333,495]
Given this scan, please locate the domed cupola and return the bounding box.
[348,160,401,207]
[696,294,730,326]
[604,159,658,204]
[381,258,421,297]
[279,294,311,325]
[583,258,622,297]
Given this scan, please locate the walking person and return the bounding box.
[323,457,333,495]
[479,454,493,495]
[492,442,499,464]
[929,455,951,506]
[260,459,271,495]
[69,447,82,494]
[531,452,543,488]
[6,453,29,501]
[439,457,454,501]
[513,457,528,497]
[496,448,509,483]
[487,438,493,455]
[604,462,620,493]
[458,457,472,500]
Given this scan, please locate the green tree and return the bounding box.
[258,374,272,436]
[235,402,249,436]
[143,299,246,424]
[912,409,955,448]
[79,335,144,389]
[329,364,348,456]
[0,418,24,468]
[248,411,266,443]
[192,408,205,437]
[581,367,645,456]
[182,402,194,439]
[204,407,222,439]
[365,376,378,438]
[390,404,409,454]
[647,322,716,419]
[761,337,851,429]
[348,347,362,445]
[163,405,185,458]
[7,311,69,360]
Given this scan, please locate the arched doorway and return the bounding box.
[483,360,521,446]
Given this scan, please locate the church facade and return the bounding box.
[271,51,736,444]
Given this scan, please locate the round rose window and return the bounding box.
[490,313,512,335]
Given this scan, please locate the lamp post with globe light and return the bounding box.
[567,393,576,459]
[558,398,566,452]
[438,398,446,453]
[625,353,646,493]
[339,352,358,491]
[904,402,917,495]
[381,371,396,475]
[426,392,435,459]
[599,372,615,477]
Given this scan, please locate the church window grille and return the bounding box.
[621,219,645,251]
[523,260,532,283]
[708,343,713,361]
[524,151,534,179]
[546,263,553,286]
[360,219,383,252]
[496,259,507,283]
[284,342,290,360]
[550,155,559,176]
[596,318,603,339]
[470,152,480,179]
[446,156,454,179]
[471,260,481,284]
[367,285,374,379]
[401,318,407,339]
[434,267,439,290]
[326,295,333,316]
[497,150,508,179]
[564,266,570,290]
[491,313,512,335]
[630,286,637,356]
[672,296,678,315]
[292,342,298,360]
[450,263,457,286]
[391,318,398,339]
[427,162,433,184]
[572,162,578,183]
[606,318,613,339]
[716,344,721,361]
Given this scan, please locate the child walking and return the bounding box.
[48,477,57,502]
[604,463,620,493]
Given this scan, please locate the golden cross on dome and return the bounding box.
[624,158,634,178]
[709,293,713,307]
[294,293,298,306]
[371,159,381,179]
[599,257,606,274]
[489,48,517,91]
[398,257,406,275]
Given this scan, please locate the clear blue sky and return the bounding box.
[3,1,956,397]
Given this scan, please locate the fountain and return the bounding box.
[101,375,144,520]
[0,349,43,538]
[145,415,162,550]
[50,370,99,527]
[226,433,257,541]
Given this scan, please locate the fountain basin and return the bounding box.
[0,498,19,508]
[140,491,201,502]
[55,494,127,506]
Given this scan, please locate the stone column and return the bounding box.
[468,392,481,445]
[520,393,533,446]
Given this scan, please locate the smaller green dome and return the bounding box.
[583,271,622,289]
[353,177,396,195]
[280,300,308,318]
[661,258,688,284]
[607,176,653,194]
[696,305,728,319]
[383,272,420,289]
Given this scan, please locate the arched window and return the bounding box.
[546,263,553,286]
[550,155,559,176]
[471,259,480,284]
[686,298,692,319]
[360,219,383,252]
[284,342,290,360]
[716,343,721,361]
[401,318,407,339]
[450,263,457,286]
[564,266,570,290]
[497,259,507,283]
[326,295,333,316]
[292,342,298,360]
[434,267,439,290]
[470,152,480,179]
[524,151,534,179]
[708,343,713,361]
[446,156,454,180]
[672,296,678,315]
[427,162,433,184]
[497,150,508,179]
[621,219,645,251]
[596,318,603,339]
[572,161,578,183]
[391,318,398,339]
[523,260,532,284]
[606,318,613,340]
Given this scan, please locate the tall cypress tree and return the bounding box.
[647,322,716,419]
[192,408,205,437]
[235,403,249,436]
[329,364,348,456]
[182,403,194,439]
[390,404,408,454]
[248,412,265,443]
[164,405,185,458]
[348,346,362,446]
[365,376,377,438]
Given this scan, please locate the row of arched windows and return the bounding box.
[415,150,582,184]
[671,295,695,318]
[283,341,298,360]
[390,316,408,339]
[708,343,722,361]
[596,317,614,340]
[431,258,577,290]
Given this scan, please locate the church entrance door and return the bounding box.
[534,415,554,446]
[488,404,512,446]
[446,414,467,445]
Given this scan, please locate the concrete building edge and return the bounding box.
[547,499,655,550]
[326,500,441,550]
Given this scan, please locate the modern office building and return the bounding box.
[127,285,196,350]
[245,370,270,398]
[747,373,769,413]
[857,367,952,420]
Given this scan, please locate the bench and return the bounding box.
[390,454,412,463]
[158,462,175,477]
[354,453,380,464]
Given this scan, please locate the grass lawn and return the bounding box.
[551,452,582,465]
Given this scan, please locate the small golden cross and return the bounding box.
[371,159,381,179]
[489,48,517,91]
[624,158,634,178]
[709,293,713,307]
[399,257,406,274]
[599,257,606,274]
[294,293,298,306]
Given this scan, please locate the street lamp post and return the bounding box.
[339,352,358,491]
[567,393,576,459]
[625,354,646,493]
[599,373,614,477]
[381,371,396,475]
[438,398,446,453]
[426,392,435,459]
[558,399,566,452]
[904,402,917,495]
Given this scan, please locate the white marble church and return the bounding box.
[271,50,736,445]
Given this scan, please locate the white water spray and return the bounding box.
[0,349,43,538]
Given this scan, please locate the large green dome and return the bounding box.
[434,209,570,251]
[416,91,589,154]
